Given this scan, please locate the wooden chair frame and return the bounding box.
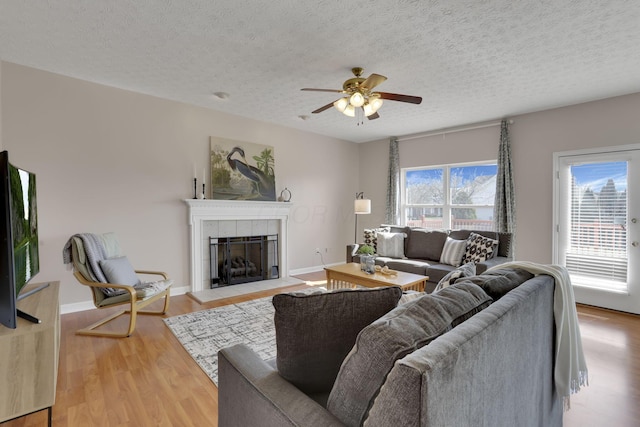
[73,270,171,338]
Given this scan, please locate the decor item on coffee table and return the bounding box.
[325,263,427,292]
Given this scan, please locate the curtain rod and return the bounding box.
[396,119,514,142]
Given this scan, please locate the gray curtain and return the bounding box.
[494,120,516,256]
[385,137,399,224]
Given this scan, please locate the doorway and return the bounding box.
[554,145,640,314]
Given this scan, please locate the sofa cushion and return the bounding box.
[405,229,448,260]
[425,263,456,285]
[462,232,498,264]
[434,262,476,292]
[376,232,406,258]
[384,259,429,276]
[272,286,402,394]
[326,282,492,426]
[457,268,535,300]
[439,237,467,267]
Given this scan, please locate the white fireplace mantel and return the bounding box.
[184,199,293,292]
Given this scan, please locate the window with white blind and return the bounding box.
[565,161,628,289]
[556,154,630,293]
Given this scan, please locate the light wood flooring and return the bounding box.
[3,272,639,426]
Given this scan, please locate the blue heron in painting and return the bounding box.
[226,146,275,200]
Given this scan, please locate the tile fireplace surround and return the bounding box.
[184,199,292,292]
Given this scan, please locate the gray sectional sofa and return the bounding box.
[347,226,513,293]
[217,269,562,427]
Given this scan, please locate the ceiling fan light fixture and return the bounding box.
[349,92,365,107]
[333,97,349,113]
[370,96,383,112]
[343,104,356,117]
[363,102,375,117]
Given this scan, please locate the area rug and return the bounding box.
[164,296,277,385]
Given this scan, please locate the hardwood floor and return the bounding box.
[3,273,639,426]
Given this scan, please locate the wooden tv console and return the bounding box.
[0,281,60,425]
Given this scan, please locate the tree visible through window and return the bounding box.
[402,162,497,230]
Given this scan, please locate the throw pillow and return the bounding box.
[326,282,492,426]
[457,268,535,300]
[376,232,406,258]
[99,256,140,296]
[462,232,498,264]
[439,237,467,267]
[434,261,476,292]
[273,286,402,394]
[362,226,389,252]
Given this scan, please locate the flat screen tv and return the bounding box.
[0,150,44,329]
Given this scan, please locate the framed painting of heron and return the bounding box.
[209,137,276,201]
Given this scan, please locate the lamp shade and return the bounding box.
[349,92,365,108]
[343,104,356,117]
[333,97,349,113]
[354,198,371,214]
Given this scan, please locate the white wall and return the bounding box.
[0,62,360,306]
[360,92,640,264]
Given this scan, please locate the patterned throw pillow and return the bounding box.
[439,237,467,267]
[434,262,476,292]
[362,226,390,252]
[376,232,406,258]
[462,232,499,264]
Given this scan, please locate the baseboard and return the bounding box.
[289,262,341,276]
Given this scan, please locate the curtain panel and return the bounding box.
[385,137,400,225]
[494,120,516,255]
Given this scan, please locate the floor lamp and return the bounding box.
[354,192,371,242]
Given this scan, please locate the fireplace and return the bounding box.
[210,234,279,287]
[184,199,292,293]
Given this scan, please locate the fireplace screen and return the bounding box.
[209,235,279,287]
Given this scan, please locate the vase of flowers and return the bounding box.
[356,244,376,274]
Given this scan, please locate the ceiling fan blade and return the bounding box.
[377,92,423,104]
[301,88,344,93]
[311,101,337,114]
[367,112,380,120]
[360,73,387,90]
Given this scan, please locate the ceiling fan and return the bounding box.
[301,67,422,120]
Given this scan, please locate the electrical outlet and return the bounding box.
[314,247,321,254]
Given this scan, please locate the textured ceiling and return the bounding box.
[1,1,639,143]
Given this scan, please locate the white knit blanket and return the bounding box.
[486,261,588,409]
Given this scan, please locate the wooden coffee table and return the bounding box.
[325,263,428,292]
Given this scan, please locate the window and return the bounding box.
[401,162,497,231]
